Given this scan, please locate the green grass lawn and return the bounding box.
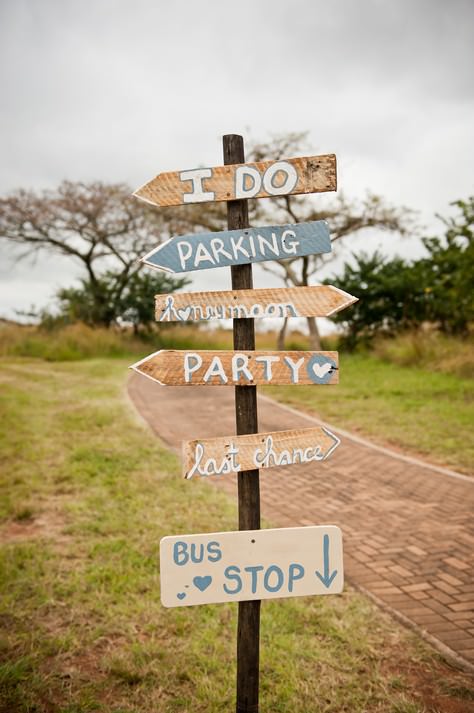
[265,353,474,475]
[0,358,473,712]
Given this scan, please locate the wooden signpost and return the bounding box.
[131,350,339,386]
[140,220,331,274]
[183,426,340,479]
[132,134,350,713]
[155,285,357,322]
[160,526,343,608]
[134,153,336,207]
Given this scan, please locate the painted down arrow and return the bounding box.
[315,534,339,589]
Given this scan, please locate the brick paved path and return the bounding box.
[128,375,474,669]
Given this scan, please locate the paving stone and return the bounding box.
[128,377,474,669]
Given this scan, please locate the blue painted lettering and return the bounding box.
[223,565,242,594]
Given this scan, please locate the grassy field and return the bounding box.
[265,353,474,475]
[1,323,472,473]
[1,357,473,712]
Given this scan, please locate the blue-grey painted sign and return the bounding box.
[140,220,331,274]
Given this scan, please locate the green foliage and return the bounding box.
[328,198,474,347]
[54,269,189,332]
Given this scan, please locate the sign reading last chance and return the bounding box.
[134,154,336,207]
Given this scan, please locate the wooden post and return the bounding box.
[223,134,261,713]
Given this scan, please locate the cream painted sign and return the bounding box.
[182,426,340,479]
[160,526,344,607]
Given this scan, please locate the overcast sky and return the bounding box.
[1,0,473,323]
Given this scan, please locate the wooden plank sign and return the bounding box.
[183,426,340,479]
[160,525,343,607]
[134,154,336,208]
[140,221,331,274]
[130,350,339,386]
[155,285,357,322]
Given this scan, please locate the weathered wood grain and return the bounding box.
[182,425,340,479]
[155,285,357,322]
[134,154,337,207]
[160,526,344,607]
[129,350,339,386]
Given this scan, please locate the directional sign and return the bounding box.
[130,350,339,386]
[141,221,331,274]
[155,285,357,322]
[183,426,340,479]
[134,154,337,208]
[160,525,343,607]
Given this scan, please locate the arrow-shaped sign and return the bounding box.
[134,154,336,208]
[315,534,338,588]
[130,350,339,386]
[141,221,331,274]
[183,426,340,479]
[155,285,357,322]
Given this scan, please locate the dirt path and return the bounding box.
[128,374,474,671]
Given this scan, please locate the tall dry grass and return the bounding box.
[373,330,474,379]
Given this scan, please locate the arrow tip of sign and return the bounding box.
[132,181,161,207]
[326,286,358,316]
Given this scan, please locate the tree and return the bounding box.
[0,181,192,328]
[55,269,189,333]
[247,132,413,348]
[327,197,474,346]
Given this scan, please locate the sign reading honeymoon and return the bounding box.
[131,350,339,386]
[141,221,331,274]
[155,286,357,322]
[134,154,336,207]
[160,526,343,607]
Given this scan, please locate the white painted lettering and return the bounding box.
[232,353,253,382]
[180,168,215,203]
[283,356,305,383]
[263,161,298,196]
[210,238,233,264]
[177,241,193,270]
[203,356,228,384]
[280,229,299,255]
[255,355,279,381]
[235,166,261,199]
[257,232,280,257]
[184,352,203,383]
[194,242,215,268]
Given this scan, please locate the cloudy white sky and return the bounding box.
[0,0,473,322]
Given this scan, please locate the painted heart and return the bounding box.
[177,307,193,321]
[311,362,332,379]
[193,575,212,592]
[177,592,186,600]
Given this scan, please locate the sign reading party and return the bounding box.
[160,526,343,607]
[131,350,339,386]
[133,154,337,207]
[183,426,340,479]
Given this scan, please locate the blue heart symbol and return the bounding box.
[193,575,212,592]
[177,592,186,600]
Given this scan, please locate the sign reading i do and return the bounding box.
[132,135,345,713]
[134,154,336,207]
